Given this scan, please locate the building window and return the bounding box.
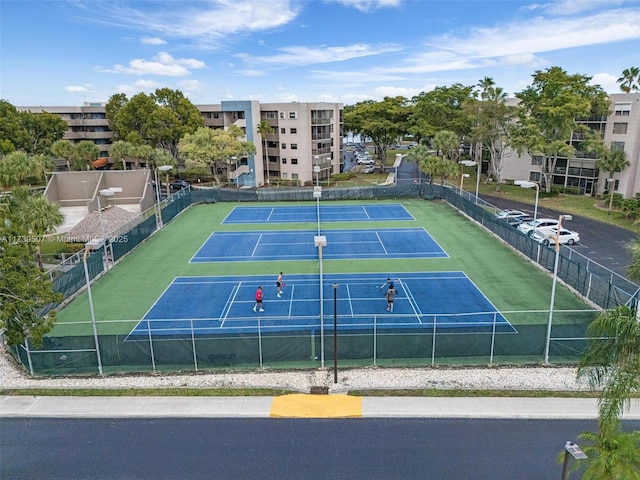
[291,158,298,164]
[281,144,286,149]
[531,155,543,166]
[289,112,297,119]
[290,128,297,134]
[279,112,285,119]
[282,173,287,179]
[614,103,631,116]
[611,142,625,151]
[281,128,286,134]
[291,143,298,150]
[612,123,628,134]
[264,111,277,119]
[292,173,299,180]
[282,158,287,164]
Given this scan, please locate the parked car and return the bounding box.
[495,209,531,225]
[531,227,580,246]
[170,179,191,191]
[362,165,377,174]
[517,218,559,236]
[357,158,375,165]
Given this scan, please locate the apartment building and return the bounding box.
[500,92,640,198]
[18,102,114,160]
[19,100,344,187]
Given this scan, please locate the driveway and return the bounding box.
[480,195,637,281]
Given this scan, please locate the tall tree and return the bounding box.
[0,100,67,155]
[343,96,411,162]
[257,120,274,184]
[178,125,256,184]
[0,189,63,346]
[596,147,629,192]
[51,139,75,171]
[409,84,475,144]
[466,80,515,191]
[617,67,640,93]
[73,140,101,171]
[105,89,204,160]
[9,188,64,271]
[0,151,54,187]
[511,67,609,192]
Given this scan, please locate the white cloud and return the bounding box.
[237,43,402,67]
[591,72,621,92]
[96,52,206,76]
[141,37,166,45]
[528,0,627,16]
[325,0,403,13]
[177,79,205,92]
[82,0,301,48]
[64,85,92,93]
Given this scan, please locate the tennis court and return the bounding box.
[127,272,514,338]
[190,228,447,262]
[221,203,415,224]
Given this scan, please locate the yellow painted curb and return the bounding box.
[270,394,362,418]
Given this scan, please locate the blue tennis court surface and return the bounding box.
[127,272,515,338]
[222,203,415,224]
[190,228,447,262]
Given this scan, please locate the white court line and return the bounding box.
[375,231,389,254]
[220,283,241,327]
[346,283,355,316]
[288,285,295,317]
[251,234,262,257]
[266,208,275,222]
[398,278,423,322]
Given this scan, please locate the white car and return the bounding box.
[357,157,375,165]
[517,218,559,236]
[531,227,580,246]
[495,209,531,225]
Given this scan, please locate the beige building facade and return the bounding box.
[500,92,640,198]
[19,100,344,187]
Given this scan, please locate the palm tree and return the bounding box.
[595,146,629,214]
[257,120,274,185]
[617,67,640,93]
[8,188,64,271]
[577,305,640,422]
[563,419,640,480]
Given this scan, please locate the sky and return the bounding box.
[1,0,640,107]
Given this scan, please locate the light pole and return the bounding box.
[561,441,587,480]
[97,187,122,271]
[459,160,480,202]
[155,165,172,228]
[459,172,469,192]
[232,156,238,188]
[607,178,616,215]
[82,241,104,375]
[514,180,540,225]
[545,213,572,364]
[314,155,320,186]
[333,283,338,384]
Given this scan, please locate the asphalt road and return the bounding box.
[478,195,637,280]
[6,417,640,479]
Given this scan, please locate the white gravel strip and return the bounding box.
[0,347,592,393]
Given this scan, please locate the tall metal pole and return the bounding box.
[545,214,566,364]
[333,283,338,384]
[154,168,162,228]
[474,162,480,204]
[83,247,103,375]
[96,194,109,272]
[533,183,539,225]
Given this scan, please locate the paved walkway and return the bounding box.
[3,395,640,419]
